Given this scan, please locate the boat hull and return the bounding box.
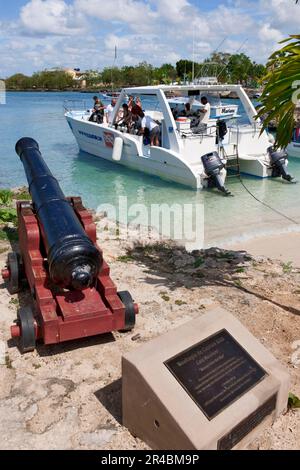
[66,114,202,189]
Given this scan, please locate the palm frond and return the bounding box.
[256,34,300,149]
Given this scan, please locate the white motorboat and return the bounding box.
[65,84,294,191]
[100,91,122,100]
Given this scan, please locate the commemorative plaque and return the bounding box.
[164,330,266,420]
[122,308,290,450]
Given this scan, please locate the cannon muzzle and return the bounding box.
[16,138,102,291]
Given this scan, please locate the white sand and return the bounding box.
[225,232,300,267]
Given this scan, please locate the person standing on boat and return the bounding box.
[199,97,211,129]
[116,103,133,132]
[128,95,134,112]
[140,113,160,147]
[131,96,143,117]
[89,96,105,123]
[105,98,117,125]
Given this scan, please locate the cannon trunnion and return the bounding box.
[2,138,138,353]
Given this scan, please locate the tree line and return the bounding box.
[4,52,266,90]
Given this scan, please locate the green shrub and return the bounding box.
[0,189,13,205]
[0,208,17,225]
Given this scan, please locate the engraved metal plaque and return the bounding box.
[218,394,277,450]
[164,329,267,420]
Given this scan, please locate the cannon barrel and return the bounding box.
[15,138,102,291]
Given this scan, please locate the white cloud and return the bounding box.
[258,23,283,43]
[1,0,300,77]
[260,0,300,30]
[20,0,86,36]
[75,0,157,25]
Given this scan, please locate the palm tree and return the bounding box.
[257,34,300,149]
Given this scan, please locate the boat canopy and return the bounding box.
[123,84,259,125]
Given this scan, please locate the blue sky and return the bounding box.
[0,0,299,77]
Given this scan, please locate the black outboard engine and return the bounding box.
[201,151,231,195]
[268,147,294,182]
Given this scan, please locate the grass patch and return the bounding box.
[175,300,187,306]
[236,267,246,273]
[194,257,204,268]
[0,247,8,255]
[160,291,170,302]
[282,261,293,274]
[5,354,13,369]
[0,189,13,205]
[288,392,300,409]
[0,227,18,242]
[33,363,41,370]
[9,298,19,306]
[234,279,243,288]
[117,255,134,263]
[0,208,17,225]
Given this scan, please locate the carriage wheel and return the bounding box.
[17,307,36,353]
[7,252,23,295]
[118,291,136,332]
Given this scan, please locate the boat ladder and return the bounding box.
[222,146,240,178]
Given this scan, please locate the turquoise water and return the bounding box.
[1,91,300,246]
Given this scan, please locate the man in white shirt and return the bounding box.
[105,98,117,125]
[199,97,211,126]
[140,114,160,146]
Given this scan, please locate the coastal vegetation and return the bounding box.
[0,188,30,241]
[3,52,266,91]
[257,34,300,148]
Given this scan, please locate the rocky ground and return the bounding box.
[0,214,299,450]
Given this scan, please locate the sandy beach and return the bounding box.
[0,211,299,450]
[226,231,300,267]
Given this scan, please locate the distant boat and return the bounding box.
[100,91,122,100]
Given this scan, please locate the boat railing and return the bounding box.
[63,100,89,112]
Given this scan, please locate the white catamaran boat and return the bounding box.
[65,84,294,192]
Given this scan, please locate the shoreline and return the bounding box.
[225,230,300,267]
[5,88,259,99]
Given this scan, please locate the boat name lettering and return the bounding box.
[221,108,235,114]
[78,130,102,141]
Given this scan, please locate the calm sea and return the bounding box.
[1,91,300,246]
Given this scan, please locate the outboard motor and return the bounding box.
[268,147,294,182]
[201,151,231,195]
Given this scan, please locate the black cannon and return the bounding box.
[15,138,102,291]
